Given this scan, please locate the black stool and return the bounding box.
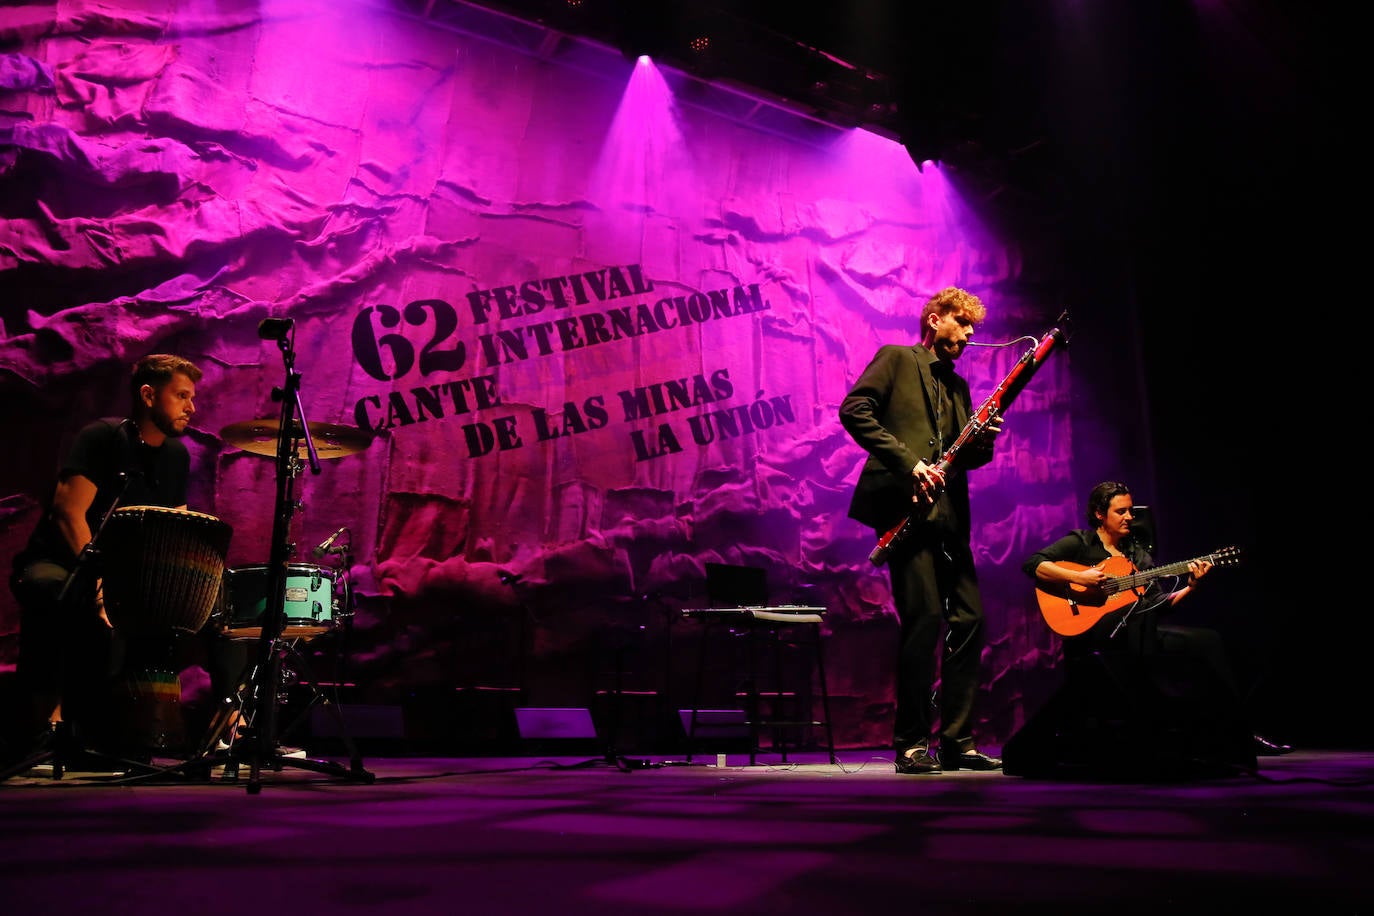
[683,608,836,766]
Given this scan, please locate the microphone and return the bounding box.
[968,335,1039,349]
[258,317,294,340]
[498,571,522,586]
[312,526,349,558]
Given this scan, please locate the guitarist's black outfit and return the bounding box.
[1022,530,1285,759]
[1022,529,1234,673]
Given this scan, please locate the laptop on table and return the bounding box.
[682,563,825,617]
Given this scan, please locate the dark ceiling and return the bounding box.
[397,1,1339,251]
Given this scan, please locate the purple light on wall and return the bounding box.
[828,127,924,185]
[587,55,693,215]
[817,127,998,315]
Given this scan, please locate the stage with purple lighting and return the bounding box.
[1,7,1365,907]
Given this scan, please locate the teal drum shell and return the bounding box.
[220,563,338,639]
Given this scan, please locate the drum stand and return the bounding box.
[204,326,374,793]
[272,557,364,753]
[187,624,368,784]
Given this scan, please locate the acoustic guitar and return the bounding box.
[1035,546,1242,637]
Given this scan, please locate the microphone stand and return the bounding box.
[232,329,374,793]
[57,471,132,606]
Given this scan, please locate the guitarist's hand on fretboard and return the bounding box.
[1185,557,1213,587]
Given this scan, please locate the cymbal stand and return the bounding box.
[233,324,373,793]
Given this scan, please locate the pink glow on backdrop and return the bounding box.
[589,56,694,215]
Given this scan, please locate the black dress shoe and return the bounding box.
[1252,734,1293,756]
[894,746,941,774]
[938,748,1003,771]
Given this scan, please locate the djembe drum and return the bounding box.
[99,506,233,752]
[101,506,232,636]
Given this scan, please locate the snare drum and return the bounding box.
[100,505,233,636]
[220,563,339,639]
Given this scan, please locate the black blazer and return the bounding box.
[838,343,993,538]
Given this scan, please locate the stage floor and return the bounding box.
[2,749,1371,913]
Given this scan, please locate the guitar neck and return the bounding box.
[1105,553,1213,596]
[1038,547,1239,638]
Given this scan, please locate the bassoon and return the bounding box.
[868,312,1069,566]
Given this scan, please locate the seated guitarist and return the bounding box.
[1022,480,1291,756]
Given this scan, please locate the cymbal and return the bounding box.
[221,418,374,459]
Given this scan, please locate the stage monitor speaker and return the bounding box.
[1003,650,1256,781]
[678,708,747,739]
[310,704,405,739]
[514,707,597,740]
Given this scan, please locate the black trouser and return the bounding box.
[887,536,986,753]
[1064,622,1252,748]
[9,560,121,740]
[1066,617,1243,704]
